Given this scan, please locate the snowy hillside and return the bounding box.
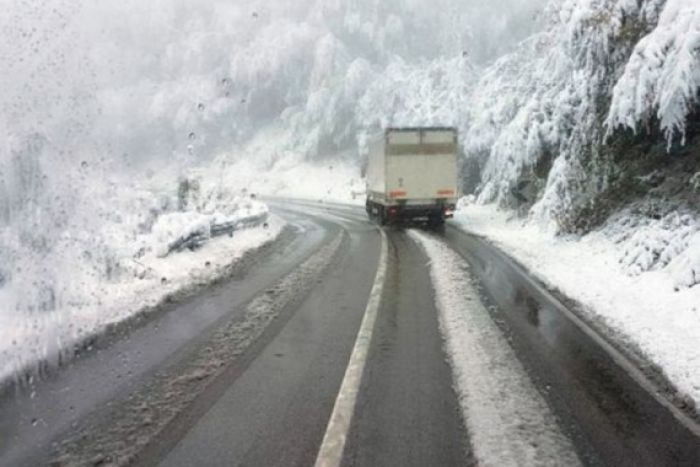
[459,0,700,289]
[466,0,699,221]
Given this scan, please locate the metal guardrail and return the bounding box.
[165,212,269,256]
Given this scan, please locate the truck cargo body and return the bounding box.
[366,127,459,226]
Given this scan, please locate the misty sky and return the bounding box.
[0,0,550,178]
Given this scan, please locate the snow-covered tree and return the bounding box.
[607,0,700,146]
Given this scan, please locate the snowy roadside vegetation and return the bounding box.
[460,0,700,288]
[0,168,279,383]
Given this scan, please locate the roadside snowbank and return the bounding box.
[0,187,282,386]
[453,202,700,409]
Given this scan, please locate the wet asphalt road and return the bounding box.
[0,209,338,466]
[155,206,470,467]
[340,231,469,467]
[0,200,699,466]
[444,226,700,466]
[158,206,385,467]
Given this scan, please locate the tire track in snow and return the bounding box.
[409,230,581,467]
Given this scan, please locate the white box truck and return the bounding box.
[365,127,459,226]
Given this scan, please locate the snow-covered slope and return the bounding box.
[463,0,698,226]
[458,0,700,290]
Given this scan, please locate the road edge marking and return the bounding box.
[314,228,388,467]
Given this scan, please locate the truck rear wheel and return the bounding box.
[378,206,387,226]
[428,214,445,229]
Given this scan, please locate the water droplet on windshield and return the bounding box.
[197,103,205,111]
[188,132,196,141]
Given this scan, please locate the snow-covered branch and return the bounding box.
[607,0,700,145]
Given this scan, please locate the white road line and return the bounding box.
[314,228,388,467]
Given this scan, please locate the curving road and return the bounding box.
[0,200,698,466]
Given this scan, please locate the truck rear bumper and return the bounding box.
[393,204,452,218]
[367,199,456,224]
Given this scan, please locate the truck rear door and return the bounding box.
[385,129,458,202]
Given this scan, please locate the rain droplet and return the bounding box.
[30,418,39,426]
[197,103,205,111]
[80,161,88,169]
[188,132,196,141]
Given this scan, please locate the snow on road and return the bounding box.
[453,203,700,411]
[0,214,284,386]
[409,230,580,467]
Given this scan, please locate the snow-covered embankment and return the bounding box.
[0,187,284,387]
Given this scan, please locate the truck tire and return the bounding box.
[378,206,387,226]
[428,214,445,229]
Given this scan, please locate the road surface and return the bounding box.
[0,200,698,466]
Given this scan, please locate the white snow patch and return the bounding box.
[453,203,700,408]
[409,230,580,467]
